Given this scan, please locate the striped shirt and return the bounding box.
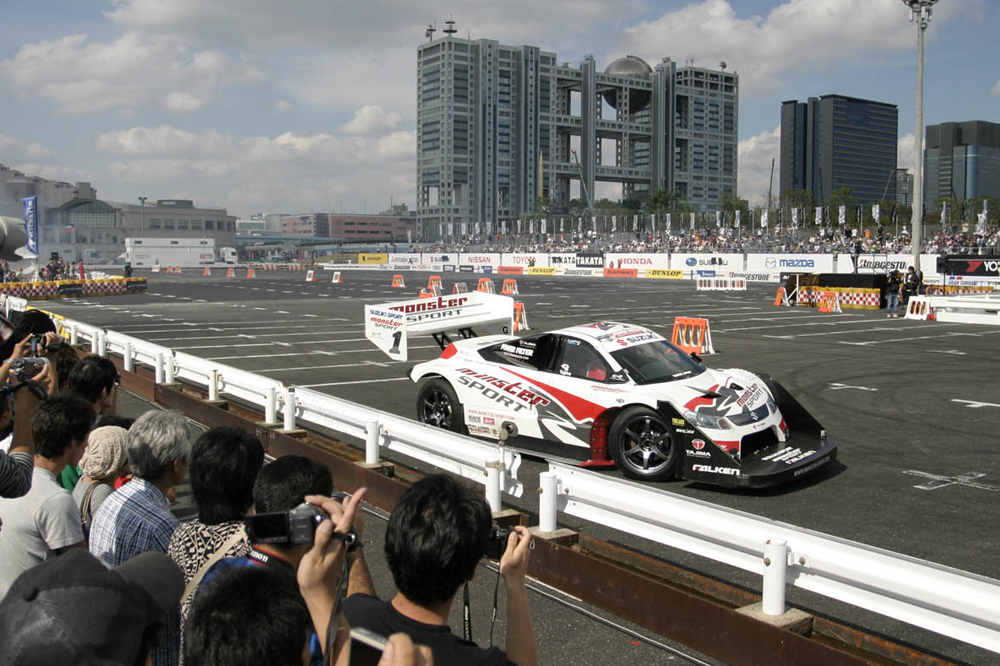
[0,451,33,507]
[90,477,180,666]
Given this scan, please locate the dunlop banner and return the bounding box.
[527,267,557,276]
[358,253,389,265]
[645,269,684,279]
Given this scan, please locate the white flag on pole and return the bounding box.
[690,212,695,230]
[666,213,672,231]
[761,210,769,228]
[735,210,741,227]
[838,205,846,225]
[815,207,823,224]
[791,208,799,228]
[871,204,880,222]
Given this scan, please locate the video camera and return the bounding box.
[484,524,511,560]
[9,357,49,383]
[246,492,358,549]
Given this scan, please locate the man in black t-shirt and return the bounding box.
[343,474,538,666]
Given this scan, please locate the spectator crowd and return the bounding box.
[0,307,537,666]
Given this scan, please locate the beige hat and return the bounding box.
[80,426,129,480]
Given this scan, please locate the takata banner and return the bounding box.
[358,253,389,265]
[501,253,547,267]
[645,269,684,279]
[670,254,743,271]
[459,253,500,267]
[746,254,834,274]
[604,253,669,270]
[389,253,421,266]
[574,253,604,268]
[548,253,577,266]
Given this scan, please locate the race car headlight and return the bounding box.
[766,395,777,414]
[682,409,731,430]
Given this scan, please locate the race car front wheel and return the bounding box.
[416,378,464,433]
[609,406,676,481]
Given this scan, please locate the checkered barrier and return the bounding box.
[0,278,147,301]
[797,286,880,310]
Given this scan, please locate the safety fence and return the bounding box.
[8,296,1000,655]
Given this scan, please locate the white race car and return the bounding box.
[366,292,836,488]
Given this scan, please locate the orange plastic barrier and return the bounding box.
[427,275,442,290]
[816,291,841,314]
[225,267,235,278]
[331,271,342,284]
[305,270,317,282]
[514,302,530,332]
[391,274,405,288]
[476,278,495,293]
[246,268,256,279]
[501,279,519,295]
[773,287,785,307]
[203,267,211,277]
[670,317,715,355]
[452,282,468,294]
[418,288,433,299]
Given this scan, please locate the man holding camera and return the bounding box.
[343,473,538,666]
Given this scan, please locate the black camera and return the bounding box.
[246,500,358,549]
[484,524,511,560]
[10,357,48,383]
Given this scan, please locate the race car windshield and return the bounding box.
[610,340,705,385]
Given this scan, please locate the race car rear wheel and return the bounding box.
[416,378,464,433]
[609,406,676,481]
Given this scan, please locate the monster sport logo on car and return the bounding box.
[388,296,469,322]
[456,368,550,412]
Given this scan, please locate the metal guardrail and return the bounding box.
[546,463,1000,654]
[906,293,1000,325]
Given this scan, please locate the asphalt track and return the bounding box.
[39,269,1000,665]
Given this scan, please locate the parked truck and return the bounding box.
[125,238,217,267]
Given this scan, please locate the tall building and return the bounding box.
[780,95,897,205]
[896,168,915,207]
[924,121,1000,207]
[415,24,738,233]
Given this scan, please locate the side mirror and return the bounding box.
[689,352,702,364]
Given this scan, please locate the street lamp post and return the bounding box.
[138,196,147,237]
[901,0,937,271]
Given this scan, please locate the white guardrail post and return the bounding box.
[208,369,220,401]
[547,462,1000,653]
[485,461,502,512]
[283,389,296,430]
[70,324,79,346]
[762,539,788,616]
[539,470,558,533]
[155,353,165,384]
[364,420,380,465]
[265,387,277,424]
[164,354,175,383]
[123,342,133,373]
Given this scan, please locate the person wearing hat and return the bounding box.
[0,549,183,666]
[72,425,130,539]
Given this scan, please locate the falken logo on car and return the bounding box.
[692,464,739,476]
[692,439,706,450]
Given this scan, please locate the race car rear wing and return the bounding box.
[365,291,515,361]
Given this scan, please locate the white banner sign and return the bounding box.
[501,253,548,267]
[670,254,743,272]
[604,253,669,270]
[746,254,835,274]
[459,253,501,267]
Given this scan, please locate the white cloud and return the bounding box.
[992,78,1000,97]
[163,92,204,112]
[95,124,416,215]
[620,0,934,96]
[274,100,292,113]
[737,126,781,205]
[340,106,403,136]
[9,163,96,183]
[0,135,51,160]
[897,133,916,172]
[0,32,264,114]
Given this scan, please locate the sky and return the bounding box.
[1,0,998,217]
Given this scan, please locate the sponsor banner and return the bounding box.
[604,268,638,278]
[836,254,913,275]
[442,265,456,272]
[358,253,389,265]
[480,265,493,274]
[459,265,475,273]
[23,196,39,255]
[728,271,779,283]
[574,253,605,268]
[696,269,716,278]
[527,267,557,276]
[605,253,669,270]
[459,253,501,267]
[424,254,457,266]
[938,256,1000,277]
[501,253,548,267]
[747,254,834,273]
[498,266,523,275]
[563,268,599,277]
[125,278,147,293]
[57,281,84,296]
[645,269,684,279]
[389,253,421,265]
[549,253,577,266]
[670,254,743,271]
